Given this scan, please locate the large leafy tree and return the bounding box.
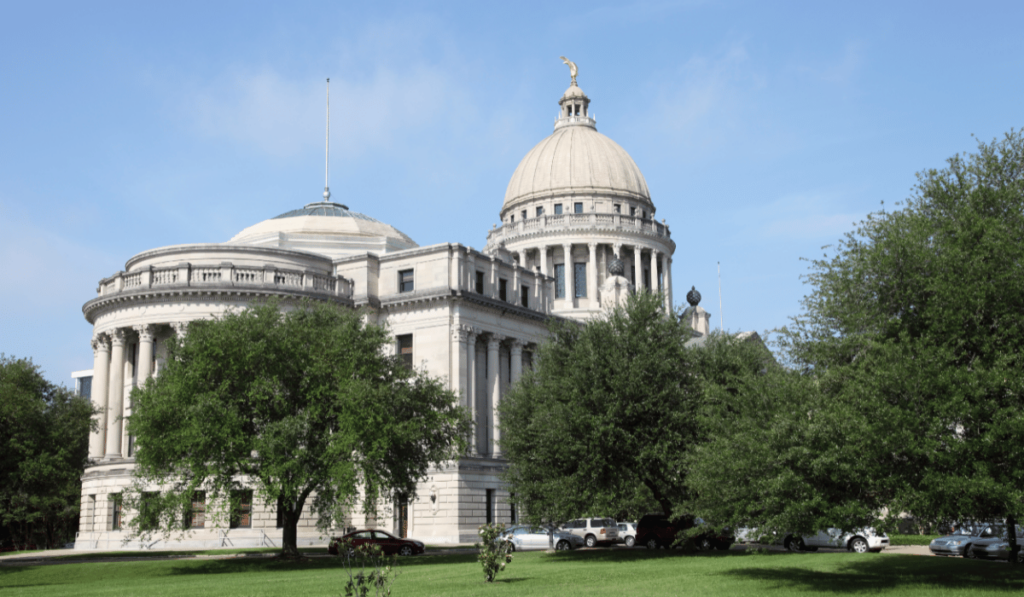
[500,291,769,531]
[690,130,1024,557]
[125,300,470,556]
[0,355,94,549]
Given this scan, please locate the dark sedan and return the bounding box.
[328,529,425,556]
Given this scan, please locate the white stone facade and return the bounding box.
[74,75,676,549]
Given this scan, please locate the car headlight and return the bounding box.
[994,543,1009,549]
[947,540,962,546]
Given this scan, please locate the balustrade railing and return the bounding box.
[97,262,350,300]
[487,211,672,244]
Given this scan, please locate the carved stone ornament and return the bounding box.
[686,286,702,307]
[109,328,128,346]
[608,258,625,276]
[91,334,110,354]
[560,56,578,86]
[133,324,156,342]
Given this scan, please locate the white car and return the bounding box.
[502,525,584,551]
[785,528,889,553]
[560,517,620,547]
[617,522,637,547]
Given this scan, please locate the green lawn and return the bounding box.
[889,535,939,546]
[1,549,1021,597]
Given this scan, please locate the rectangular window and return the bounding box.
[520,285,529,308]
[486,489,494,525]
[127,434,134,458]
[614,204,621,213]
[87,494,96,532]
[554,203,563,215]
[630,206,636,217]
[573,202,584,214]
[111,493,123,530]
[574,263,587,298]
[185,491,206,529]
[644,268,651,291]
[499,279,508,302]
[554,264,565,299]
[398,269,414,293]
[78,376,92,400]
[231,490,253,529]
[397,334,413,369]
[510,501,517,524]
[140,491,159,531]
[631,265,636,284]
[475,271,485,294]
[521,210,527,220]
[642,210,647,219]
[535,206,544,217]
[510,215,514,223]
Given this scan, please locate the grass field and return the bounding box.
[2,548,1022,597]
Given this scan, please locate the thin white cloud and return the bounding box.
[755,190,864,241]
[795,41,865,86]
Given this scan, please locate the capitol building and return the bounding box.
[73,69,681,549]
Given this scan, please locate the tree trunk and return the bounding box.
[281,508,300,557]
[1008,514,1019,567]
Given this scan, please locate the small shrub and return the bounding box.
[332,538,400,597]
[475,523,513,583]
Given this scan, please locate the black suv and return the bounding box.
[635,514,733,550]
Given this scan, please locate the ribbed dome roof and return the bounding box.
[502,125,651,211]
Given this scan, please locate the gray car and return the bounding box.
[968,525,1023,560]
[929,524,992,557]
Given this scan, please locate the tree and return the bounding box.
[500,291,769,533]
[0,355,95,549]
[690,130,1024,558]
[125,300,471,556]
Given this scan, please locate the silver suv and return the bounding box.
[560,517,619,547]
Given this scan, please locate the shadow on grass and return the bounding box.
[166,552,479,576]
[720,556,1024,593]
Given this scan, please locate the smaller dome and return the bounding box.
[562,84,586,99]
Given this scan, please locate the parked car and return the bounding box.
[635,514,733,550]
[501,525,584,551]
[559,517,619,547]
[784,528,888,553]
[968,525,1024,560]
[328,529,425,556]
[617,522,637,547]
[929,524,993,557]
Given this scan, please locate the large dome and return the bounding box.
[502,121,651,213]
[228,201,417,259]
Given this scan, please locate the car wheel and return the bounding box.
[698,537,713,551]
[399,545,414,556]
[715,541,733,551]
[646,537,659,550]
[964,544,976,559]
[507,543,516,553]
[585,535,597,548]
[785,536,805,552]
[625,536,635,548]
[849,538,869,554]
[556,540,570,551]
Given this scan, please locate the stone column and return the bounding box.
[135,324,156,382]
[487,334,504,457]
[652,250,661,294]
[539,245,548,277]
[587,242,598,301]
[466,330,479,455]
[510,339,524,384]
[466,251,476,290]
[665,256,673,312]
[634,247,644,290]
[104,328,127,459]
[88,334,111,459]
[562,244,574,304]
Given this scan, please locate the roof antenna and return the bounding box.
[717,261,724,332]
[323,77,331,203]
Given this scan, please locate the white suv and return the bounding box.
[785,528,889,553]
[561,517,619,547]
[617,522,637,547]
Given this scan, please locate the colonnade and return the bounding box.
[88,323,183,460]
[512,241,673,311]
[451,327,531,459]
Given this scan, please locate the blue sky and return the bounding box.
[2,1,1022,383]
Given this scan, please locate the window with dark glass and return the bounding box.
[554,203,563,215]
[185,491,206,529]
[574,263,587,298]
[630,206,636,216]
[642,210,647,219]
[398,269,414,293]
[644,268,651,290]
[78,376,92,400]
[536,206,544,217]
[510,215,515,223]
[475,271,485,294]
[510,501,517,524]
[614,204,621,213]
[520,285,529,307]
[499,279,508,302]
[397,334,413,368]
[573,202,584,214]
[554,264,565,298]
[230,490,253,529]
[111,493,123,530]
[521,210,527,220]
